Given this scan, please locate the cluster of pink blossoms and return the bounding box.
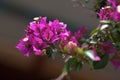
[16,17,69,56]
[99,0,120,21]
[16,16,102,62]
[97,0,120,69]
[16,1,120,76]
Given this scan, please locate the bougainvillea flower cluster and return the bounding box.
[17,17,69,56]
[16,1,120,79]
[98,6,113,20]
[100,41,116,54]
[98,0,120,21]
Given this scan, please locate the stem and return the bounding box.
[53,72,68,80]
[52,56,73,80]
[109,30,116,43]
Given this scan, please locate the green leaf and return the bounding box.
[64,46,69,53]
[90,28,100,35]
[114,43,120,50]
[93,55,109,69]
[46,47,52,57]
[94,0,107,12]
[100,20,111,24]
[108,34,115,42]
[117,28,120,32]
[78,39,89,45]
[76,47,84,54]
[63,57,76,72]
[74,62,82,72]
[88,60,94,70]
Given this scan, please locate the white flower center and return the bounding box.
[33,17,39,21]
[23,37,28,42]
[117,5,120,13]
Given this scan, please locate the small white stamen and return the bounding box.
[106,6,111,8]
[59,22,64,25]
[23,37,28,42]
[33,17,39,21]
[102,6,111,9]
[117,5,120,13]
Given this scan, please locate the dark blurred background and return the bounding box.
[0,0,120,80]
